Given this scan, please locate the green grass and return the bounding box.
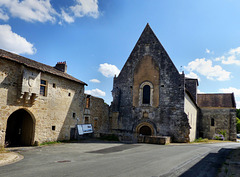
[193,138,209,143]
[192,138,233,144]
[40,141,61,146]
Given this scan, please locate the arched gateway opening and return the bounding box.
[5,109,35,147]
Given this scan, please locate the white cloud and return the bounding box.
[184,58,230,81]
[70,0,99,19]
[0,24,36,55]
[99,63,120,78]
[89,79,100,83]
[61,9,74,23]
[197,89,204,94]
[215,46,240,65]
[85,88,105,97]
[205,48,214,54]
[185,72,200,81]
[0,9,9,21]
[0,0,100,24]
[0,0,57,23]
[236,101,240,109]
[219,87,240,97]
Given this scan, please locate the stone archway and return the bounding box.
[136,122,155,136]
[5,109,35,147]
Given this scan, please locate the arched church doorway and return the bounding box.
[5,109,35,147]
[139,126,152,136]
[136,122,155,136]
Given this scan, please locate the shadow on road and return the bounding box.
[179,148,232,177]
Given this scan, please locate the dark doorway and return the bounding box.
[143,85,150,104]
[5,109,34,147]
[139,126,152,136]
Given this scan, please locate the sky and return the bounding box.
[1,0,240,107]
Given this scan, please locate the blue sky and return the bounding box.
[1,0,240,107]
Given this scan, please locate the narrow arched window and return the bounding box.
[142,85,150,104]
[211,118,215,126]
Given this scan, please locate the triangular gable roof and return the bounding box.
[117,23,180,79]
[0,49,87,85]
[197,93,236,108]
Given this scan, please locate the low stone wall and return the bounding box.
[138,136,171,145]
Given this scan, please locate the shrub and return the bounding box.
[219,130,226,138]
[213,134,225,140]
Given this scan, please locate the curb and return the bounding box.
[0,152,24,167]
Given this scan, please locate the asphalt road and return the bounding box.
[0,142,240,177]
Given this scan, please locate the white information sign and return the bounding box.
[77,124,93,135]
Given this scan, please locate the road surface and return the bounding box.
[0,142,240,177]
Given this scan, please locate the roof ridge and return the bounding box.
[0,49,87,85]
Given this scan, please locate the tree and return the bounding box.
[237,117,240,133]
[236,109,240,133]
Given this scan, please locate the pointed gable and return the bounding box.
[116,23,180,82]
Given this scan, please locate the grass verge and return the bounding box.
[40,141,61,146]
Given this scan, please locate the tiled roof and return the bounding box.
[0,49,87,85]
[197,93,236,108]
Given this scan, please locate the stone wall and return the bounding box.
[83,95,109,137]
[185,79,198,102]
[198,108,236,141]
[110,24,190,142]
[0,58,85,147]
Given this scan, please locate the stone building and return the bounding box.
[83,94,109,137]
[110,24,236,142]
[0,24,237,147]
[197,94,236,141]
[0,49,87,147]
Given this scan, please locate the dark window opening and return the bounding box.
[72,113,76,118]
[86,96,90,108]
[211,118,215,126]
[53,83,56,88]
[68,93,71,96]
[52,126,56,131]
[84,117,89,124]
[142,85,150,104]
[161,85,164,87]
[40,80,47,96]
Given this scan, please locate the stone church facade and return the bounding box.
[109,24,236,142]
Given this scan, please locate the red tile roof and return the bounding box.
[197,93,236,108]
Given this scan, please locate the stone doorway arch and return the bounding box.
[136,122,154,136]
[5,109,35,147]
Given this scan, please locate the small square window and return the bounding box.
[73,113,76,118]
[52,126,56,131]
[68,93,71,96]
[53,83,56,88]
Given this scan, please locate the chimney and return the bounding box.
[54,61,67,73]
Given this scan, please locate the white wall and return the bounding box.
[184,93,198,142]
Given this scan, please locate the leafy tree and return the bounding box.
[237,117,240,133]
[237,109,240,119]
